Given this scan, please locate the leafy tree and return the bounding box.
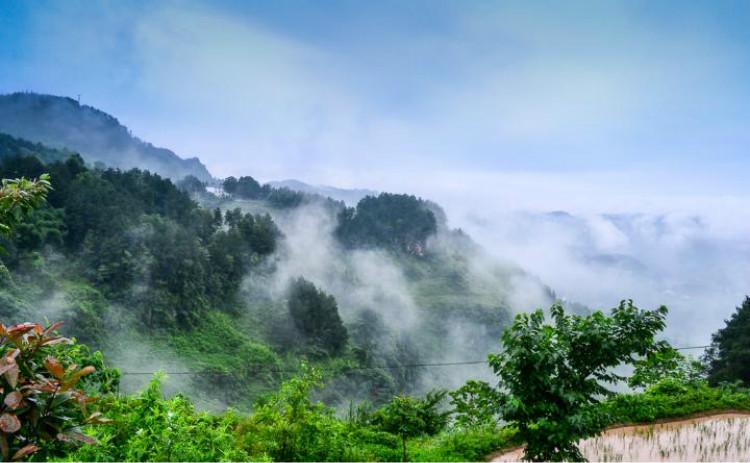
[0,174,52,239]
[487,301,669,461]
[629,346,704,388]
[222,176,238,195]
[287,278,348,356]
[176,175,206,195]
[336,193,437,254]
[705,296,750,386]
[449,380,504,428]
[266,187,305,209]
[223,175,265,199]
[245,368,347,461]
[373,391,450,461]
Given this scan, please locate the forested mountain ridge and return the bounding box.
[0,128,553,411]
[0,92,212,181]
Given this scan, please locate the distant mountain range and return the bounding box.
[0,92,212,181]
[268,179,378,205]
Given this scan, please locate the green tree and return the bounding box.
[629,346,704,388]
[246,368,347,461]
[449,380,504,428]
[705,296,750,386]
[335,193,437,254]
[488,301,669,461]
[287,278,348,356]
[374,391,450,461]
[0,174,52,239]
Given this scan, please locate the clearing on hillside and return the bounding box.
[491,413,750,462]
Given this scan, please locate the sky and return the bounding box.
[2,0,750,342]
[2,0,750,212]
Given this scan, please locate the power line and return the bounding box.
[119,345,711,376]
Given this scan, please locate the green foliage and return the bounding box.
[166,312,280,406]
[0,156,280,332]
[488,301,669,461]
[408,425,518,462]
[373,391,450,461]
[336,193,437,254]
[705,296,750,386]
[601,378,750,424]
[0,174,51,238]
[176,175,206,195]
[63,375,258,462]
[242,368,347,461]
[0,322,108,461]
[223,176,263,199]
[629,346,704,388]
[287,278,348,356]
[223,176,306,209]
[449,380,504,428]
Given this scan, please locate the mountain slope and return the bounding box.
[0,92,212,181]
[0,132,72,164]
[268,179,378,206]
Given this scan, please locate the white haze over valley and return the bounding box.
[275,174,750,349]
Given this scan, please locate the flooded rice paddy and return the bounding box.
[491,413,750,462]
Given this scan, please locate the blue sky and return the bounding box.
[1,0,750,212]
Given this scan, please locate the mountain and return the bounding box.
[268,179,378,205]
[0,132,72,164]
[0,131,555,408]
[0,92,212,181]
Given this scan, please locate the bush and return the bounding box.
[240,368,349,461]
[62,375,257,462]
[0,321,106,461]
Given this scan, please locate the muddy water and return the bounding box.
[491,413,750,462]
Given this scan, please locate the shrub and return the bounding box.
[63,375,257,462]
[0,321,105,461]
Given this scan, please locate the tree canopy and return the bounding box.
[287,278,348,356]
[335,193,437,254]
[488,301,669,461]
[705,296,750,386]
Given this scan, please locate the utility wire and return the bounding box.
[118,345,711,376]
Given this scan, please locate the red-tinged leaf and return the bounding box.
[76,366,96,378]
[56,431,97,445]
[66,366,96,387]
[11,444,39,461]
[32,324,42,335]
[3,391,22,410]
[0,413,21,433]
[69,431,97,445]
[6,323,38,337]
[0,364,15,376]
[5,349,19,363]
[0,324,6,337]
[4,365,18,388]
[41,336,70,346]
[44,356,64,380]
[43,321,64,336]
[85,412,112,424]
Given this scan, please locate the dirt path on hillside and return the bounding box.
[489,412,750,462]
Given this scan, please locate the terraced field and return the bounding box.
[491,413,750,462]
